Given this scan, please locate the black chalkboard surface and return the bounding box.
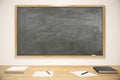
[16,5,105,56]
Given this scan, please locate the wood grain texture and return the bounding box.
[0,66,120,80]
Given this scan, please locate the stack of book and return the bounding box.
[93,66,117,74]
[5,66,28,74]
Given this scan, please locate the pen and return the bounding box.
[46,71,51,75]
[81,71,89,75]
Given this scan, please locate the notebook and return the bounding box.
[5,66,28,74]
[93,66,117,74]
[71,71,97,77]
[33,71,54,77]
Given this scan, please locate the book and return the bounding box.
[93,66,117,74]
[5,66,28,74]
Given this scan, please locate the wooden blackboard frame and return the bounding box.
[15,5,106,58]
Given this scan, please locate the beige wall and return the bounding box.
[0,0,120,65]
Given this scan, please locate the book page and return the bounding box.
[6,66,28,71]
[33,71,54,77]
[71,71,97,77]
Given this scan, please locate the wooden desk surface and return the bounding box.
[0,66,120,80]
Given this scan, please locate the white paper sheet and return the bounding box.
[71,71,97,77]
[33,71,54,77]
[6,66,28,71]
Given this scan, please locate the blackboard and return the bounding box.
[16,5,105,57]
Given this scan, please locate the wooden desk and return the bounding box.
[0,66,120,80]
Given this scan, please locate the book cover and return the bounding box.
[5,66,28,74]
[93,66,117,74]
